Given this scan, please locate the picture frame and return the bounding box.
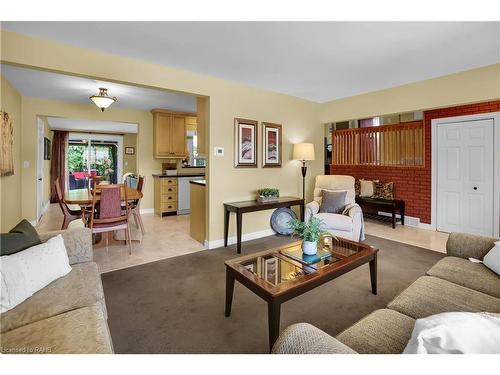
[262,122,282,167]
[1,111,14,176]
[234,118,258,168]
[43,137,51,160]
[125,147,135,155]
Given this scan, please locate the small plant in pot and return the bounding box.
[256,188,280,203]
[289,217,326,255]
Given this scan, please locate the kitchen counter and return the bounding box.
[152,173,205,178]
[189,179,206,186]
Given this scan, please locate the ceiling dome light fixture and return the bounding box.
[90,88,117,112]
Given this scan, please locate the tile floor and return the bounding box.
[37,204,205,274]
[37,204,448,274]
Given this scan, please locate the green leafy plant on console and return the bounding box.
[257,188,280,198]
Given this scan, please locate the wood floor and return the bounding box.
[37,204,448,274]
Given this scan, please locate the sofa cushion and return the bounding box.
[0,219,41,256]
[427,257,500,298]
[1,304,113,354]
[314,213,352,232]
[1,262,105,333]
[336,309,415,354]
[387,276,500,320]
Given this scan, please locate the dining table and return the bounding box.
[63,186,143,206]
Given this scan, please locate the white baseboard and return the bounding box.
[140,208,154,215]
[205,228,276,249]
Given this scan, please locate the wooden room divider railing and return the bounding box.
[332,121,424,167]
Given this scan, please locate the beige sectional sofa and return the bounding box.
[272,232,500,354]
[1,228,113,354]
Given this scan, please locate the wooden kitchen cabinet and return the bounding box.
[152,109,195,158]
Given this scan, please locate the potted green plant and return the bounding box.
[289,217,326,255]
[256,188,280,203]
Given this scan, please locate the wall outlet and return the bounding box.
[214,147,224,157]
[23,161,30,168]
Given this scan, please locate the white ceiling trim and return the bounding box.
[47,117,138,134]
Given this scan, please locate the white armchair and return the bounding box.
[305,175,365,241]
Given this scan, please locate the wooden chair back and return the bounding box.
[89,184,130,229]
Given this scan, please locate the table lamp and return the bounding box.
[292,143,315,202]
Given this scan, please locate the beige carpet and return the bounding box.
[101,234,444,353]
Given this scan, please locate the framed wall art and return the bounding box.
[44,137,51,160]
[1,111,14,176]
[234,118,258,168]
[262,122,282,167]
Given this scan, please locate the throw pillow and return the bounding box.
[319,190,347,214]
[483,241,500,276]
[0,235,72,313]
[403,312,500,354]
[373,181,394,200]
[354,179,360,196]
[359,179,375,197]
[0,219,42,256]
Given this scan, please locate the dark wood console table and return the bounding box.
[355,196,405,229]
[224,196,304,254]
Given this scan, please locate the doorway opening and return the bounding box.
[67,133,123,190]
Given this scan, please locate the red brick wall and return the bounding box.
[331,100,500,224]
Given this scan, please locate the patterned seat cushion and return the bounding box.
[1,304,113,354]
[336,309,415,354]
[387,276,500,320]
[427,257,500,298]
[1,262,106,333]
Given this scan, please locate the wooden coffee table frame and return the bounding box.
[224,239,378,352]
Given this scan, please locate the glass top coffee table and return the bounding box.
[224,237,378,351]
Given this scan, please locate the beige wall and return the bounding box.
[0,75,22,231]
[320,63,500,123]
[19,96,161,221]
[1,30,322,242]
[123,133,137,174]
[3,30,499,242]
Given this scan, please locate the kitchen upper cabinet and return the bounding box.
[152,109,194,158]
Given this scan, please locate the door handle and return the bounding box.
[38,178,42,181]
[473,187,478,190]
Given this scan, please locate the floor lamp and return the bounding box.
[292,143,315,203]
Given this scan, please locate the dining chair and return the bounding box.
[124,175,145,235]
[54,177,83,230]
[83,183,133,254]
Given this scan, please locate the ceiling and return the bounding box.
[0,64,197,112]
[2,22,499,102]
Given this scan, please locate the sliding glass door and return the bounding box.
[67,133,123,190]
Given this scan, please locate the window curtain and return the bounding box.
[50,131,68,203]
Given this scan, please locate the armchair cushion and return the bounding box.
[315,213,353,232]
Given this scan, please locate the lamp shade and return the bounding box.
[90,88,117,112]
[293,143,315,161]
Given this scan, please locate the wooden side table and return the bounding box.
[223,196,305,254]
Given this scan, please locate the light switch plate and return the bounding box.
[23,161,30,168]
[214,147,224,157]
